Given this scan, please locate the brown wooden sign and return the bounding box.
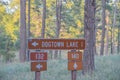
[31,62,47,71]
[28,39,85,50]
[30,52,47,61]
[68,51,82,61]
[68,61,82,70]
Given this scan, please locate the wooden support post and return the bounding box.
[71,50,77,80]
[71,70,77,80]
[35,72,40,80]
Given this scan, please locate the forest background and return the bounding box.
[0,0,120,62]
[0,0,120,80]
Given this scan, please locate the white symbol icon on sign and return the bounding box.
[73,62,78,69]
[32,41,38,47]
[36,64,43,69]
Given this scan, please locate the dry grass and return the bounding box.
[0,54,120,80]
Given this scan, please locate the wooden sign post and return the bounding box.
[30,52,47,80]
[35,72,40,80]
[68,51,83,80]
[71,70,77,80]
[28,38,85,80]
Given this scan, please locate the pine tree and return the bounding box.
[83,0,96,74]
[20,0,26,62]
[100,0,106,55]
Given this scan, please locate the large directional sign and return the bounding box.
[31,62,47,71]
[28,39,85,50]
[30,52,47,61]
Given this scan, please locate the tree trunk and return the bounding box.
[56,0,62,37]
[20,0,26,62]
[41,0,46,38]
[118,25,120,54]
[83,0,96,74]
[94,24,97,55]
[118,1,120,54]
[105,26,109,55]
[28,0,31,37]
[26,0,31,61]
[105,10,109,55]
[5,39,10,63]
[100,0,106,56]
[111,0,117,54]
[54,0,62,59]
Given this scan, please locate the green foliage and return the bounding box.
[62,0,84,38]
[0,50,16,62]
[0,0,120,62]
[0,2,19,62]
[29,0,84,38]
[0,32,17,62]
[0,1,19,42]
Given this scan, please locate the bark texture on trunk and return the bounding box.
[118,25,120,54]
[100,0,106,55]
[105,10,109,55]
[56,0,62,38]
[83,0,96,74]
[111,0,117,54]
[20,0,26,62]
[41,0,46,38]
[54,0,62,59]
[28,0,31,37]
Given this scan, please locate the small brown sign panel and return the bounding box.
[30,52,47,61]
[31,62,47,71]
[68,61,82,71]
[68,51,82,61]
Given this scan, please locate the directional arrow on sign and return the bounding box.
[36,64,43,69]
[68,61,82,70]
[32,41,39,47]
[31,62,47,71]
[73,62,78,69]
